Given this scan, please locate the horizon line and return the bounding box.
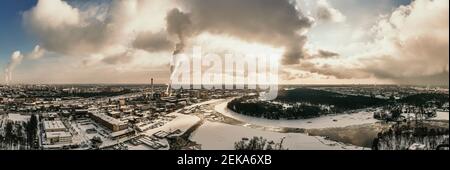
[1,83,449,88]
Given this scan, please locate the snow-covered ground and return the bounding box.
[185,99,224,109]
[128,113,201,150]
[127,138,170,150]
[127,144,153,150]
[430,112,449,121]
[73,123,97,143]
[215,100,378,129]
[191,121,365,150]
[7,114,30,122]
[143,113,201,137]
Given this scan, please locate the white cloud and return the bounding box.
[362,0,449,85]
[3,45,47,84]
[23,0,176,57]
[27,0,81,29]
[283,0,449,86]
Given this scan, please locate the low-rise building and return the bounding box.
[45,131,72,144]
[89,111,128,132]
[43,120,67,132]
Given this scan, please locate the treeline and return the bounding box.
[228,88,449,120]
[0,114,38,150]
[372,126,449,150]
[399,93,449,106]
[275,88,388,111]
[234,136,286,150]
[228,88,388,120]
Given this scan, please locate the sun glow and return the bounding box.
[193,33,284,64]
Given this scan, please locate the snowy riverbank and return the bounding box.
[430,112,449,121]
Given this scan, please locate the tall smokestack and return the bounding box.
[167,63,173,96]
[151,77,154,93]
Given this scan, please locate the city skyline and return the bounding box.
[0,0,448,86]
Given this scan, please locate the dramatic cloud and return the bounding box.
[133,31,174,53]
[23,0,111,55]
[167,0,314,64]
[309,49,340,59]
[316,0,346,23]
[362,0,449,85]
[285,0,449,85]
[12,0,448,85]
[23,0,175,57]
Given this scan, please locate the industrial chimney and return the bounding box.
[151,77,154,93]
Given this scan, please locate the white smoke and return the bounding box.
[28,45,46,60]
[4,45,46,84]
[5,51,24,84]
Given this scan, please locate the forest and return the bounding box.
[399,93,449,106]
[275,88,388,111]
[0,114,38,150]
[228,88,389,120]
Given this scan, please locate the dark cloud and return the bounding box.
[316,49,339,58]
[133,31,174,53]
[167,0,314,64]
[317,6,333,21]
[297,62,370,79]
[316,0,346,23]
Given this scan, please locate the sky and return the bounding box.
[0,0,448,86]
[0,0,37,60]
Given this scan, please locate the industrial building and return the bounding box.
[43,120,67,132]
[42,120,72,145]
[45,131,72,144]
[89,111,128,132]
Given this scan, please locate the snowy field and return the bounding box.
[191,121,365,150]
[127,144,153,150]
[127,113,200,150]
[430,112,449,121]
[7,114,30,122]
[143,113,201,137]
[215,100,378,129]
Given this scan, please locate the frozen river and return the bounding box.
[191,121,365,150]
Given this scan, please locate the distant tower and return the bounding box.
[151,77,154,93]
